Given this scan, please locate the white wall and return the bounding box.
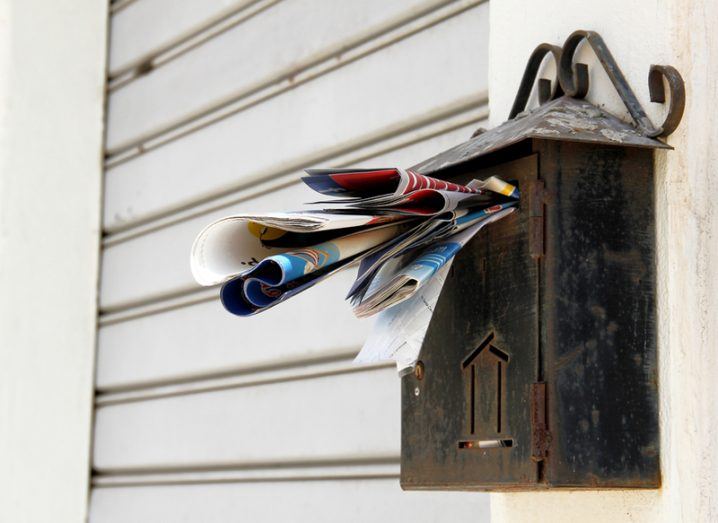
[489,1,718,521]
[90,1,492,521]
[0,1,107,522]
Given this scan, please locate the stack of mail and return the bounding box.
[190,167,519,372]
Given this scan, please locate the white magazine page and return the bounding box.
[355,262,452,373]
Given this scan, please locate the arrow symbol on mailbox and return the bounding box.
[461,333,510,436]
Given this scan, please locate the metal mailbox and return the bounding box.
[400,31,684,490]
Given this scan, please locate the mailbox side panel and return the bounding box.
[401,154,539,490]
[538,140,660,488]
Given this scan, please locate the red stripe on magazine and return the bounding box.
[328,169,400,192]
[403,170,479,195]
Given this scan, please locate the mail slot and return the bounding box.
[400,31,684,490]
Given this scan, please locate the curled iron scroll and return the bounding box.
[648,64,685,137]
[508,43,564,119]
[509,30,685,138]
[558,29,685,138]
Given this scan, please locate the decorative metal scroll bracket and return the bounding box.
[508,29,685,138]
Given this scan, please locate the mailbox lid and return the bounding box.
[411,97,670,177]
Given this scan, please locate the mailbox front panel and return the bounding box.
[401,154,540,490]
[401,141,660,490]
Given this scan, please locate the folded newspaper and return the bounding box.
[191,167,519,373]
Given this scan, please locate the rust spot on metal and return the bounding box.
[531,382,550,462]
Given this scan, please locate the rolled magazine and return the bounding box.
[190,167,519,371]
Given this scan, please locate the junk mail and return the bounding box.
[191,167,519,373]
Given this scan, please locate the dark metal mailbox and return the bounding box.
[400,31,685,490]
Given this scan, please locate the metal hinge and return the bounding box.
[531,382,551,461]
[528,180,545,259]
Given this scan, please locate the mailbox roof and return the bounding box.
[412,96,670,175]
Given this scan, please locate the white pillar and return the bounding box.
[489,1,718,521]
[0,1,107,522]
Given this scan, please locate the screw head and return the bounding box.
[414,361,425,381]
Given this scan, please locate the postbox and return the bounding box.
[400,31,685,490]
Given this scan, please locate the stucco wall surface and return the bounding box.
[489,1,718,522]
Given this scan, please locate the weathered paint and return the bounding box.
[412,96,669,176]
